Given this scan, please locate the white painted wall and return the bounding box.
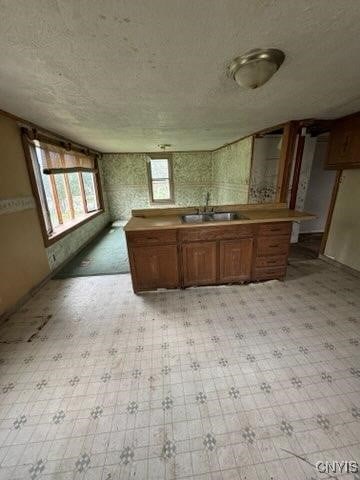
[325,170,360,271]
[291,135,317,243]
[300,137,336,234]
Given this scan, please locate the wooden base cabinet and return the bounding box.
[219,239,253,283]
[181,242,217,286]
[129,245,179,291]
[126,222,292,293]
[253,222,291,280]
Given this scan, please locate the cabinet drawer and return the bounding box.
[126,229,177,246]
[256,236,289,256]
[179,224,253,242]
[255,255,287,268]
[258,222,292,236]
[254,267,286,280]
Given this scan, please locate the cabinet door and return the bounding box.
[182,242,217,286]
[130,245,179,291]
[219,238,253,283]
[327,123,353,167]
[326,115,360,168]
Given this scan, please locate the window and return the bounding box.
[147,156,174,203]
[23,131,103,245]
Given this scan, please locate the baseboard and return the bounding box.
[319,254,360,278]
[0,270,55,325]
[0,222,111,324]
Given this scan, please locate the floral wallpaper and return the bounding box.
[248,136,281,204]
[102,151,213,219]
[102,138,253,220]
[41,134,318,271]
[46,211,110,271]
[212,138,252,205]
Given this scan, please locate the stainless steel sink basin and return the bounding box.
[181,212,249,223]
[181,213,212,223]
[211,212,238,221]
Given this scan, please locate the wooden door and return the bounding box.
[219,238,253,283]
[130,245,179,291]
[182,242,217,286]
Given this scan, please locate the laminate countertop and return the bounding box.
[124,208,315,232]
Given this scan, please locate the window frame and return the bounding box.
[146,154,175,204]
[22,131,104,247]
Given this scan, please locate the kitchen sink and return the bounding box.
[181,213,212,223]
[181,212,249,223]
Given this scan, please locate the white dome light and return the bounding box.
[228,48,285,89]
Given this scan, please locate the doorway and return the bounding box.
[290,132,337,259]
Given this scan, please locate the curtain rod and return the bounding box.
[0,108,101,157]
[21,126,101,158]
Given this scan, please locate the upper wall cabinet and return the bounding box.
[325,113,360,169]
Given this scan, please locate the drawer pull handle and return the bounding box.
[267,260,277,264]
[269,244,280,248]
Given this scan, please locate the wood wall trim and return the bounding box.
[289,130,306,209]
[1,108,100,156]
[21,133,105,247]
[211,122,287,153]
[94,156,105,211]
[275,121,299,203]
[44,210,104,246]
[320,170,342,255]
[247,136,255,204]
[22,133,52,244]
[1,106,357,157]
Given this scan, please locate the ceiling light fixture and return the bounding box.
[228,48,285,89]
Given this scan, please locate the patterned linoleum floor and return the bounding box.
[0,259,359,480]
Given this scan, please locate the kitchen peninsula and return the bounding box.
[124,203,314,293]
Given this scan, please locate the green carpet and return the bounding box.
[55,226,130,278]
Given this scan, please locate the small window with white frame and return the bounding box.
[147,156,174,204]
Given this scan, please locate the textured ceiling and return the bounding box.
[1,0,360,152]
